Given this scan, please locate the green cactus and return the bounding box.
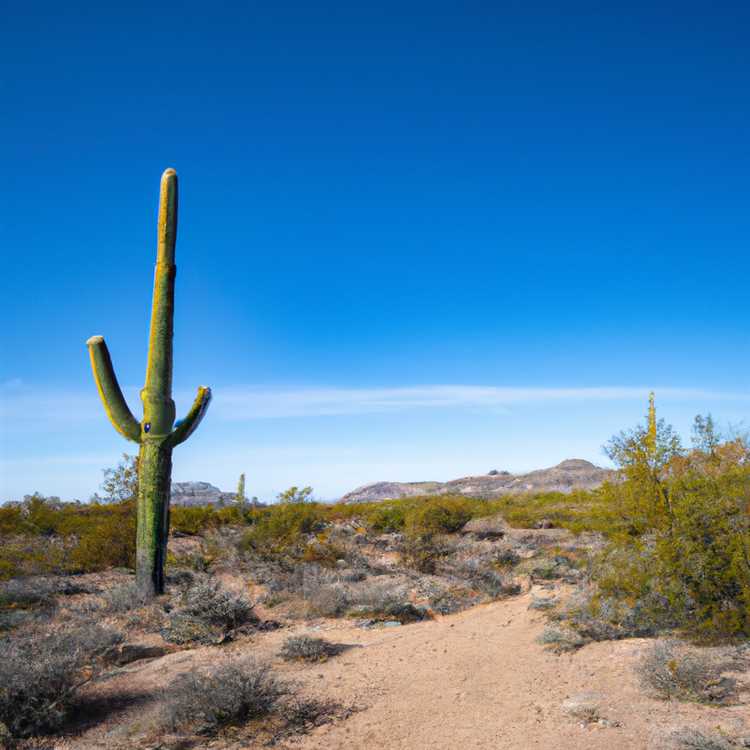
[236,473,246,508]
[647,391,657,456]
[86,168,211,597]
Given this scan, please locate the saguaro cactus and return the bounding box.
[647,391,657,456]
[236,473,246,508]
[86,169,211,597]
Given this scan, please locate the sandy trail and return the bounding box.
[70,586,748,749]
[282,588,748,750]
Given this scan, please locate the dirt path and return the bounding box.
[69,586,748,750]
[282,588,748,750]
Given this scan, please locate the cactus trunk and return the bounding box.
[136,441,173,596]
[86,169,212,598]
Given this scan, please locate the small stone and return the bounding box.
[561,692,603,723]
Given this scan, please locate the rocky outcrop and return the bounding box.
[170,481,235,507]
[341,459,614,503]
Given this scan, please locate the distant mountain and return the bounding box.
[340,459,614,503]
[170,481,236,507]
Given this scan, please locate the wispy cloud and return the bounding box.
[3,380,747,426]
[210,385,750,419]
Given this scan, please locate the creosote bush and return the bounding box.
[279,635,344,662]
[637,640,735,704]
[668,728,734,750]
[537,625,585,653]
[163,658,285,734]
[0,623,122,738]
[163,579,255,644]
[239,503,326,557]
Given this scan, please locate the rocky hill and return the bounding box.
[340,459,614,503]
[170,481,235,507]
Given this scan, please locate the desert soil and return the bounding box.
[66,584,748,750]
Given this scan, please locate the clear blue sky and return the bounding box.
[1,1,748,501]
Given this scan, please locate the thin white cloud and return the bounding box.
[3,380,746,427]
[213,385,749,420]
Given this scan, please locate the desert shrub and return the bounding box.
[429,587,476,615]
[668,728,734,750]
[304,582,350,618]
[163,658,285,733]
[102,583,150,613]
[537,625,585,653]
[365,503,407,533]
[302,538,348,568]
[170,506,219,535]
[240,503,326,557]
[400,534,447,574]
[0,503,27,535]
[347,579,427,622]
[528,595,558,611]
[585,411,750,641]
[560,585,674,643]
[404,498,472,536]
[0,576,82,609]
[279,635,343,662]
[181,580,254,627]
[0,538,70,580]
[68,504,136,573]
[170,504,245,535]
[637,640,735,703]
[163,580,255,644]
[594,469,750,640]
[0,497,137,577]
[468,568,520,599]
[0,623,122,737]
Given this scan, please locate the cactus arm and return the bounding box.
[166,386,212,447]
[86,336,141,443]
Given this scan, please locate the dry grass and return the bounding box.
[637,640,736,704]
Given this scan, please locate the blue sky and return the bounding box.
[1,1,748,501]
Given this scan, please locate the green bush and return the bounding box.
[588,414,750,641]
[240,503,326,556]
[365,503,407,533]
[404,497,473,536]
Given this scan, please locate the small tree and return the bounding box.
[603,393,683,533]
[277,486,313,504]
[100,454,139,503]
[692,414,721,454]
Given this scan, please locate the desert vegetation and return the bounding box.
[0,404,748,747]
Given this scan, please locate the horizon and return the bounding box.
[2,2,749,503]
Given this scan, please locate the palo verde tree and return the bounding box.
[86,169,212,597]
[603,391,683,533]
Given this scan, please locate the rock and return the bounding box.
[703,677,735,703]
[460,514,509,540]
[561,692,603,723]
[171,481,235,507]
[382,620,402,628]
[341,459,615,503]
[106,642,168,666]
